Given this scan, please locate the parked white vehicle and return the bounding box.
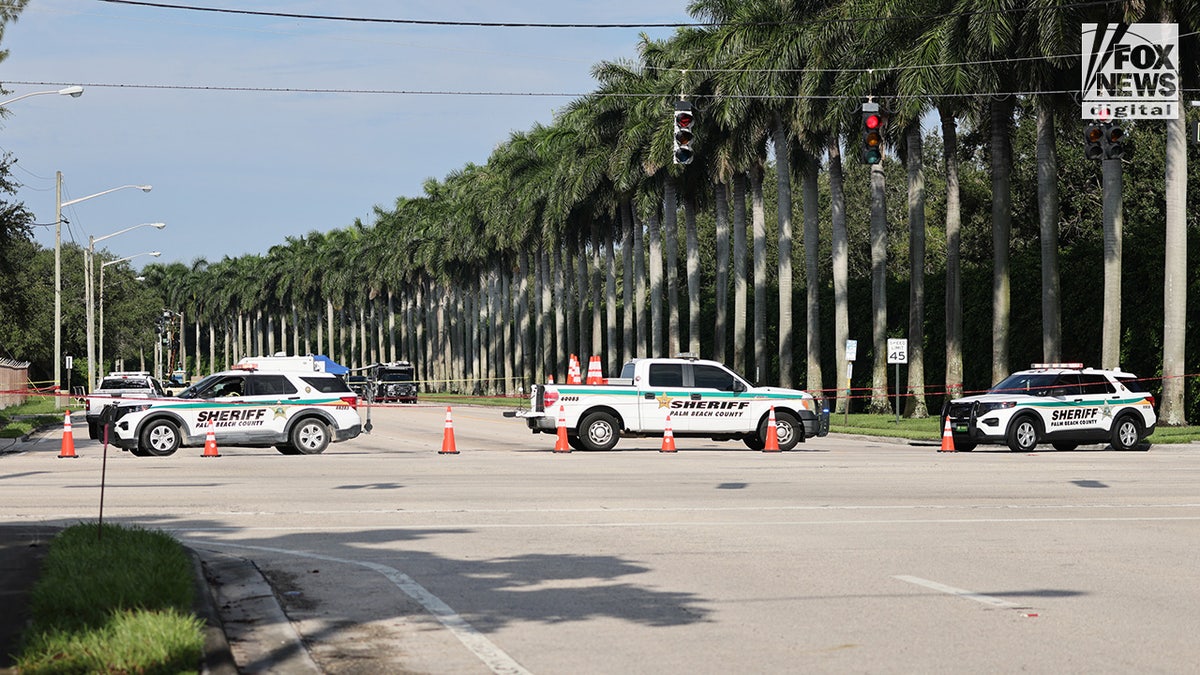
[86,371,167,440]
[107,356,362,456]
[511,354,829,451]
[942,363,1157,452]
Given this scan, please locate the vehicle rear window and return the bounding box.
[249,375,298,396]
[1116,375,1151,393]
[300,375,352,394]
[1079,375,1115,395]
[100,378,150,389]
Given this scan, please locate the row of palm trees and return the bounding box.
[143,0,1195,423]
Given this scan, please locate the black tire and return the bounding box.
[955,442,976,452]
[567,436,586,451]
[577,412,620,451]
[88,419,100,440]
[758,411,801,451]
[742,435,764,451]
[1006,415,1041,453]
[290,418,331,455]
[139,419,180,457]
[1052,442,1078,452]
[275,443,300,455]
[1110,414,1142,451]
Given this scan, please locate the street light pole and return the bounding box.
[86,222,165,392]
[55,184,152,403]
[100,251,160,377]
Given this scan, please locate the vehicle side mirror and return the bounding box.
[732,380,747,393]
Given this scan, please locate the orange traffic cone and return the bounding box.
[202,420,221,457]
[58,409,77,459]
[762,406,780,452]
[568,354,582,384]
[439,406,459,454]
[585,356,604,385]
[553,405,571,453]
[939,416,956,453]
[660,413,677,453]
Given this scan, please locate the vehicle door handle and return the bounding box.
[691,393,702,400]
[288,396,300,400]
[644,393,655,400]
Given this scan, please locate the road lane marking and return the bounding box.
[185,539,532,675]
[893,575,1020,609]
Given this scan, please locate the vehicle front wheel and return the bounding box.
[88,419,100,440]
[139,419,180,457]
[275,443,300,455]
[1052,442,1078,452]
[578,412,620,451]
[290,418,330,454]
[1006,416,1041,453]
[1110,414,1142,451]
[758,411,801,451]
[742,435,764,451]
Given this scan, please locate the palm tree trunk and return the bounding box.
[518,249,531,384]
[773,119,794,388]
[684,194,701,355]
[905,125,928,418]
[621,202,634,363]
[1161,94,1188,425]
[554,246,567,379]
[714,182,730,363]
[634,202,648,357]
[829,138,850,412]
[733,173,748,376]
[751,165,768,384]
[940,105,964,399]
[540,247,554,381]
[869,163,890,414]
[1101,158,1123,370]
[648,204,664,357]
[801,152,822,397]
[591,229,603,361]
[605,236,617,373]
[1036,100,1062,363]
[664,179,681,356]
[990,98,1014,383]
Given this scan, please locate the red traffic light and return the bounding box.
[675,112,694,129]
[864,114,881,130]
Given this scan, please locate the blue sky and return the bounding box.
[1,1,692,266]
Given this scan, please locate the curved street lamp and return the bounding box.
[54,181,152,404]
[86,222,165,391]
[99,251,161,376]
[0,85,84,107]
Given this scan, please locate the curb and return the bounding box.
[188,548,238,675]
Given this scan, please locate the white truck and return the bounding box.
[86,371,167,440]
[511,355,830,451]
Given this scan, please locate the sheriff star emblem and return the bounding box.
[1100,401,1113,420]
[656,393,673,409]
[272,406,287,420]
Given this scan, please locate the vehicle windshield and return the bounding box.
[176,374,221,399]
[379,371,413,383]
[989,373,1059,397]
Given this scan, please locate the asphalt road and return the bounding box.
[4,404,1200,674]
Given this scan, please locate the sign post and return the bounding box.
[887,339,908,424]
[844,340,857,425]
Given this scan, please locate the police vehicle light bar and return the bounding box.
[1031,362,1084,369]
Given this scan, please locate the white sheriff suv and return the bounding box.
[942,363,1156,452]
[107,356,362,457]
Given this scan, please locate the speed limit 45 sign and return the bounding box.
[887,338,908,365]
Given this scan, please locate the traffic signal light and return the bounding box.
[673,101,695,165]
[1102,122,1125,159]
[861,103,883,165]
[1084,122,1105,160]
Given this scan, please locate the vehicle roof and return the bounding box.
[1011,363,1131,376]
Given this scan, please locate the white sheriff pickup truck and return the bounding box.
[513,355,830,451]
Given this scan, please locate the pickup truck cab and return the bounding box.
[86,371,167,440]
[514,355,829,451]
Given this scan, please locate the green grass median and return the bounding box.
[15,523,204,675]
